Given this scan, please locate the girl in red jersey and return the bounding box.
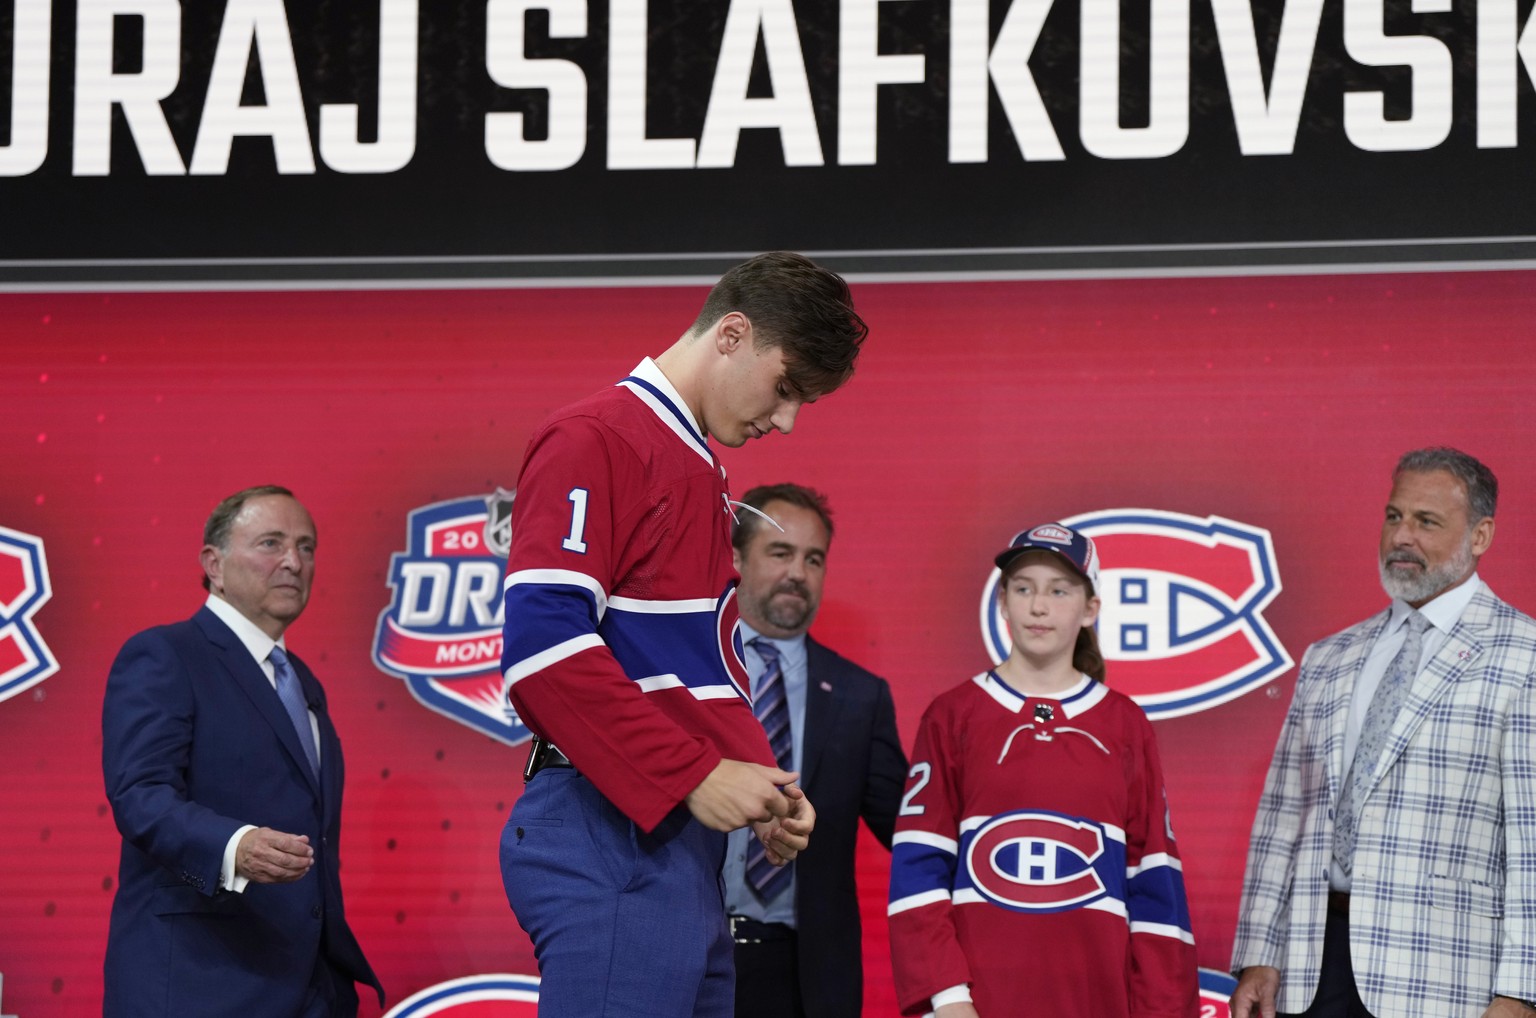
[887,523,1199,1017]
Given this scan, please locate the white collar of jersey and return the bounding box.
[974,670,1108,718]
[618,358,713,466]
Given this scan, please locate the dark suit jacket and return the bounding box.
[101,606,382,1017]
[794,636,908,1018]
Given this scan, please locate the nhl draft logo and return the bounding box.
[982,509,1290,719]
[0,525,58,704]
[962,810,1118,914]
[382,973,540,1017]
[373,491,531,745]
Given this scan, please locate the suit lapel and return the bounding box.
[801,638,841,790]
[1322,612,1389,802]
[1362,589,1491,798]
[195,607,323,801]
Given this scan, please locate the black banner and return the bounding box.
[2,0,1534,287]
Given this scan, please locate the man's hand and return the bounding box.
[235,827,315,884]
[685,759,798,831]
[750,783,816,864]
[1229,966,1280,1018]
[1484,997,1536,1018]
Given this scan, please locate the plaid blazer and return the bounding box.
[1232,585,1536,1017]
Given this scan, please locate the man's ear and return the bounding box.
[713,311,751,354]
[200,545,223,592]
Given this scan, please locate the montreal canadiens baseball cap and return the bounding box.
[994,523,1101,591]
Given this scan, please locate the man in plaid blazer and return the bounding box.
[1231,448,1536,1018]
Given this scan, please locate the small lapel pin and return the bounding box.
[819,681,832,692]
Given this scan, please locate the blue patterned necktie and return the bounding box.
[269,646,320,779]
[1334,610,1430,875]
[746,638,793,902]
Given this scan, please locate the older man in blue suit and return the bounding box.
[102,485,382,1017]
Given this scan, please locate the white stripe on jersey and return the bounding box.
[504,568,609,620]
[893,830,960,856]
[889,889,951,916]
[1127,851,1183,876]
[503,633,605,686]
[1130,920,1196,944]
[1084,897,1129,919]
[634,674,742,701]
[608,595,718,614]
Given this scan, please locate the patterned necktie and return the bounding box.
[746,638,793,902]
[269,646,320,779]
[1334,610,1430,875]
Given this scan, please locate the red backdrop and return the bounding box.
[3,270,1534,1016]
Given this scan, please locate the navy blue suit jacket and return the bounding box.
[793,636,908,1018]
[102,606,381,1017]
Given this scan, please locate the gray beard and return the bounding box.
[1379,539,1474,604]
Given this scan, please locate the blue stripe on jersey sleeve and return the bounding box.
[1127,858,1193,934]
[889,838,958,907]
[502,581,601,673]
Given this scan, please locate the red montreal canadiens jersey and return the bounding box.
[501,359,774,833]
[888,671,1198,1017]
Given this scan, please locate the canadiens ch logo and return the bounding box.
[373,491,532,746]
[0,525,58,704]
[381,973,540,1016]
[981,509,1291,719]
[965,810,1111,913]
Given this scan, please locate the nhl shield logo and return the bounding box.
[373,494,532,745]
[0,525,58,704]
[982,509,1291,718]
[382,973,540,1016]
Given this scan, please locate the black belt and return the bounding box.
[523,736,574,782]
[728,915,796,944]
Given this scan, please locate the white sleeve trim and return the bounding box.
[888,888,951,916]
[504,568,608,620]
[893,829,959,855]
[607,595,717,614]
[1130,920,1197,944]
[1128,851,1183,877]
[503,633,605,686]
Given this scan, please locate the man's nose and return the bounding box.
[770,401,801,435]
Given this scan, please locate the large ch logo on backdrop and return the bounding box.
[381,973,540,1017]
[373,491,531,745]
[0,525,57,703]
[981,510,1290,719]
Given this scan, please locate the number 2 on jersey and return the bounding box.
[562,488,590,553]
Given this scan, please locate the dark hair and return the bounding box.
[1394,447,1498,522]
[201,485,295,590]
[690,252,867,400]
[732,483,834,550]
[1075,628,1107,684]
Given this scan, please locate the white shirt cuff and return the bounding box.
[221,825,257,893]
[930,984,973,1009]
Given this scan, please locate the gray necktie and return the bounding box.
[269,646,320,779]
[1334,610,1430,875]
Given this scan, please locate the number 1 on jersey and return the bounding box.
[562,488,590,553]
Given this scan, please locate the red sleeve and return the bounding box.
[501,414,718,831]
[888,701,974,1015]
[1124,710,1200,1018]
